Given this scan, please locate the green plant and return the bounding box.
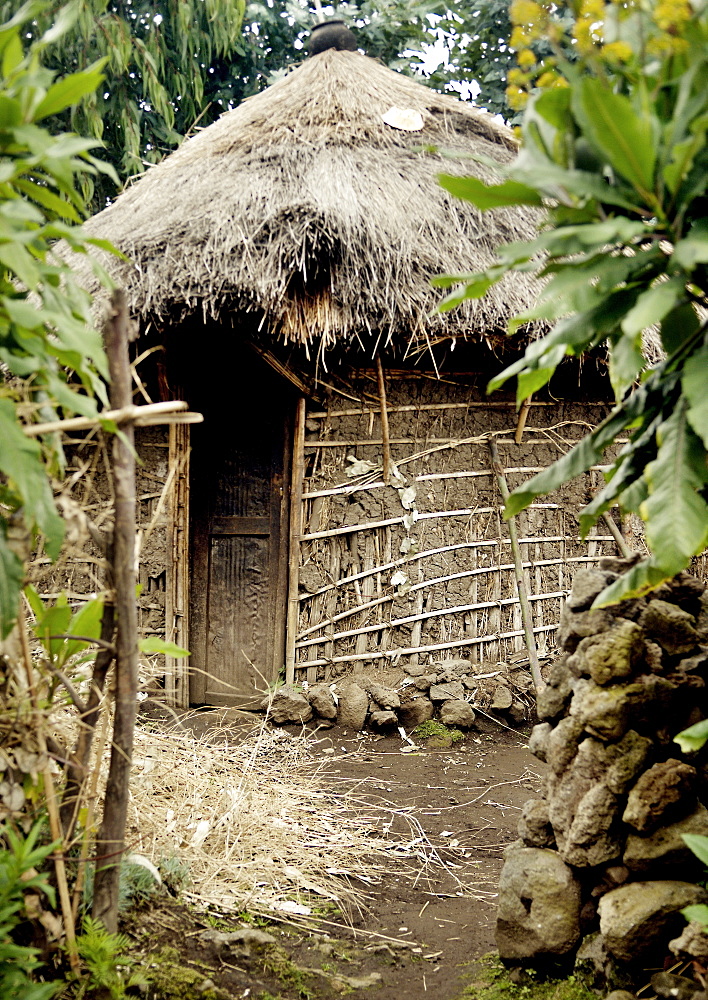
[436,0,708,606]
[0,822,61,1000]
[459,954,596,1000]
[412,719,465,743]
[71,916,149,1000]
[674,722,708,931]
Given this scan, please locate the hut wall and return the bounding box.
[29,425,180,697]
[293,371,622,683]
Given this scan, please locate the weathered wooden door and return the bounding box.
[188,352,293,706]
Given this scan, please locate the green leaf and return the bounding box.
[681,904,708,928]
[682,835,708,869]
[572,78,656,195]
[675,719,708,753]
[13,177,80,221]
[592,558,670,606]
[0,525,24,638]
[0,399,64,558]
[684,338,708,450]
[139,637,190,657]
[34,602,72,660]
[621,279,684,338]
[609,335,645,399]
[33,60,107,121]
[674,219,708,270]
[660,303,701,356]
[641,404,708,576]
[438,174,543,209]
[23,583,45,622]
[57,596,105,666]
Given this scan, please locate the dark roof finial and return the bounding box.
[308,18,358,55]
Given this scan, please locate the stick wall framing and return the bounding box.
[285,397,307,684]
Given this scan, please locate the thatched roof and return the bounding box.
[74,48,543,359]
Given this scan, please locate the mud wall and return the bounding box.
[294,370,623,683]
[30,425,171,659]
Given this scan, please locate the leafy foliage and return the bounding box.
[72,916,149,999]
[0,823,61,1000]
[436,0,708,604]
[0,4,115,637]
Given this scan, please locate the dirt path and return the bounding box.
[306,720,542,999]
[132,716,542,1000]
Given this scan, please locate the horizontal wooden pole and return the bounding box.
[306,401,610,419]
[296,594,393,639]
[294,623,559,669]
[295,590,566,649]
[23,400,196,436]
[300,503,563,543]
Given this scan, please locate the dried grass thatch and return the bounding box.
[71,49,542,360]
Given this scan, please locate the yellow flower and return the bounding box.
[601,39,634,61]
[537,70,560,88]
[508,67,531,86]
[579,0,605,20]
[653,0,691,32]
[506,84,530,111]
[510,25,532,48]
[517,47,537,69]
[510,0,542,26]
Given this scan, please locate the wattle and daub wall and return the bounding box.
[32,367,627,703]
[292,369,623,685]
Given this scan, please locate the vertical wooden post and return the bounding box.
[376,354,392,484]
[488,438,544,695]
[285,396,306,685]
[165,421,190,708]
[92,290,139,933]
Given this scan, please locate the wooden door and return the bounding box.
[188,353,293,706]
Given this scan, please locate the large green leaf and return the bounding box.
[57,596,105,666]
[641,404,708,575]
[572,78,656,195]
[592,558,670,606]
[620,279,684,338]
[0,399,64,558]
[684,338,708,449]
[0,524,24,638]
[438,174,543,208]
[682,835,708,869]
[33,59,107,121]
[675,719,708,753]
[139,637,190,657]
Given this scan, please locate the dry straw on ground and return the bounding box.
[119,713,493,919]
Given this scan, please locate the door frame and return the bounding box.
[187,370,296,707]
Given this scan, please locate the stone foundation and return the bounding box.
[498,557,708,992]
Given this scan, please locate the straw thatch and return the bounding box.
[71,48,542,360]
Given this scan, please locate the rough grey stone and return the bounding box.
[623,759,697,833]
[598,880,708,963]
[367,683,401,710]
[528,723,552,763]
[398,694,434,730]
[598,553,642,575]
[574,933,636,994]
[496,847,582,959]
[570,620,644,686]
[441,658,473,677]
[651,972,700,1000]
[403,663,427,677]
[518,799,555,848]
[198,927,276,959]
[676,649,708,674]
[307,684,337,719]
[640,600,699,656]
[670,921,708,961]
[567,568,616,611]
[558,604,617,651]
[624,804,708,873]
[336,681,368,730]
[369,710,398,729]
[414,674,436,690]
[491,683,513,710]
[429,680,464,702]
[537,671,573,721]
[264,686,313,724]
[562,782,623,868]
[604,730,653,795]
[546,717,585,775]
[439,699,476,728]
[570,677,644,741]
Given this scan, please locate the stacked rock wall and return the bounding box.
[498,557,708,989]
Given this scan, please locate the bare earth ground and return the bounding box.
[128,715,541,1000]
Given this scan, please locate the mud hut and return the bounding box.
[51,30,621,709]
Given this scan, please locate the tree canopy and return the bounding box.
[436,0,708,604]
[6,0,542,206]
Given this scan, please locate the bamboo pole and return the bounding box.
[306,400,590,419]
[375,354,392,484]
[285,397,307,684]
[92,289,139,934]
[488,439,544,694]
[602,510,632,558]
[514,396,533,444]
[295,590,567,649]
[22,400,199,436]
[295,622,560,669]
